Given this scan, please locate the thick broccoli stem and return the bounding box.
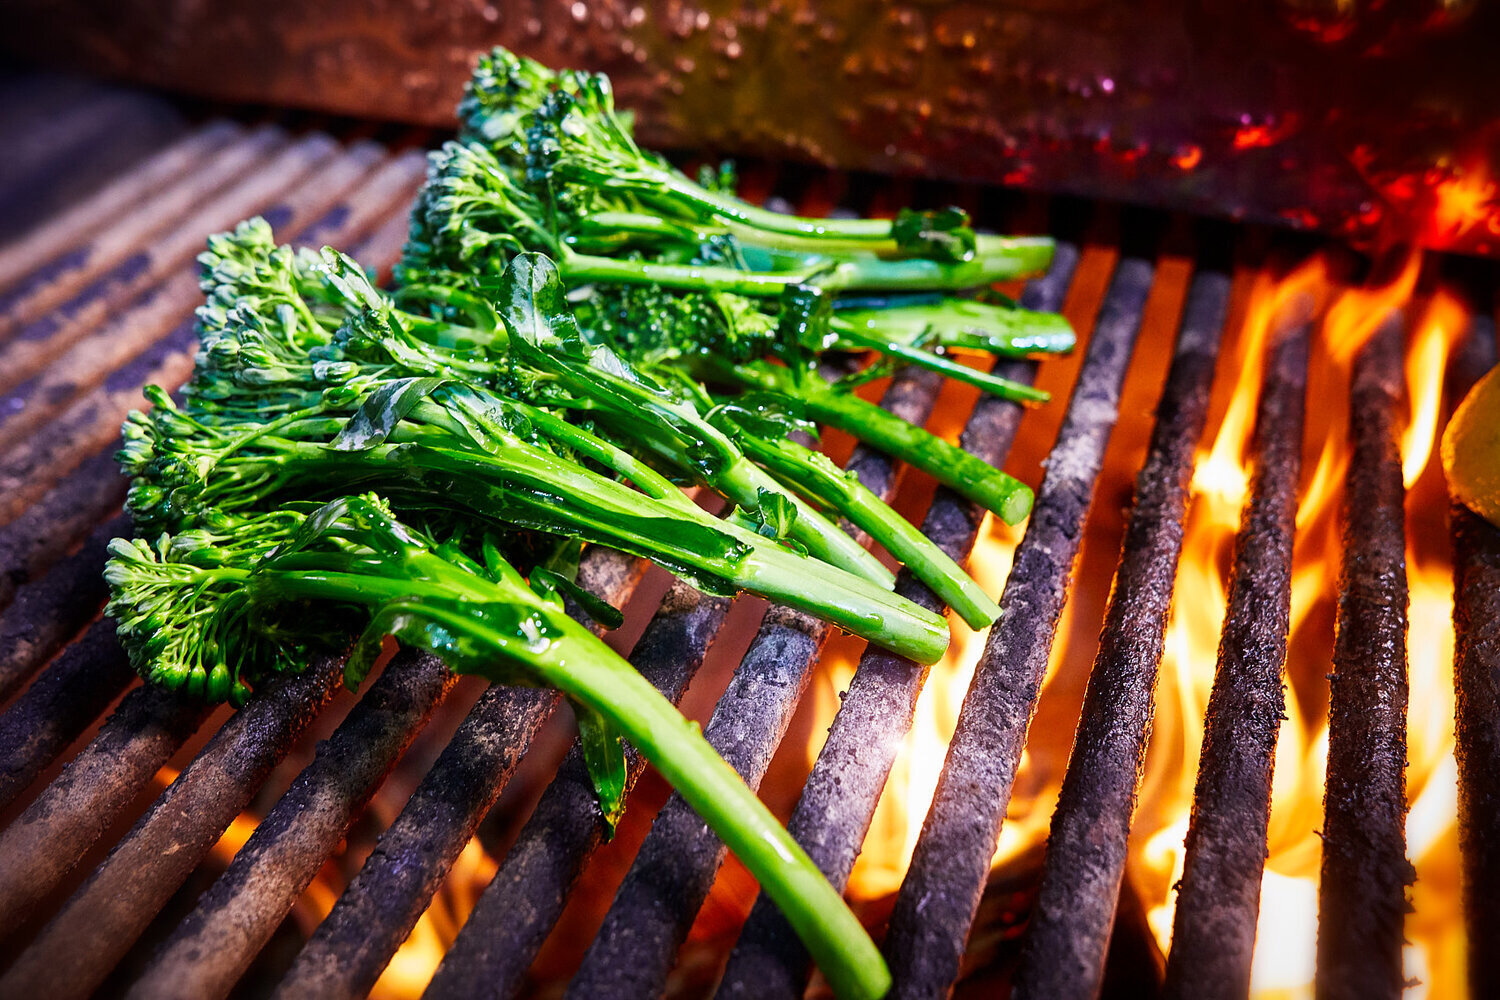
[270,558,890,1000]
[381,443,949,663]
[828,318,1050,404]
[833,296,1077,358]
[722,361,1034,525]
[534,376,894,586]
[709,452,894,587]
[732,430,1001,629]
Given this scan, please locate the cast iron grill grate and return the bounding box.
[0,72,1494,1000]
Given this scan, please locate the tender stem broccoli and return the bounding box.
[105,495,891,1000]
[124,381,948,665]
[714,356,1036,525]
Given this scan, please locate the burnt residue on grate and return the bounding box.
[1316,313,1414,1000]
[883,234,1157,1000]
[271,548,650,1000]
[1012,261,1231,1000]
[419,580,729,1000]
[1452,313,1500,998]
[0,678,210,935]
[1162,300,1314,998]
[0,656,343,1000]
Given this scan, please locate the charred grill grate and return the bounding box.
[0,73,1494,1000]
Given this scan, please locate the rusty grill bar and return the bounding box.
[0,76,1494,1000]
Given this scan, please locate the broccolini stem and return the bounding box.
[723,362,1035,525]
[829,318,1050,404]
[557,237,1052,298]
[833,296,1077,358]
[816,237,1054,292]
[399,445,949,663]
[652,170,894,240]
[731,430,1001,629]
[704,453,893,587]
[259,552,890,998]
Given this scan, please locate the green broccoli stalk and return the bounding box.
[106,494,892,1000]
[459,46,1017,264]
[713,356,1036,525]
[407,138,1053,301]
[189,220,1014,621]
[713,403,1000,629]
[121,378,949,665]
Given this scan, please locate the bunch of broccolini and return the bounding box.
[105,46,1083,1000]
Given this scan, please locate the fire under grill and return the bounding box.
[1,74,1497,1000]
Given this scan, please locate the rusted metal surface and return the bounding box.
[0,139,387,443]
[123,651,458,1000]
[1013,264,1230,999]
[1316,313,1412,1000]
[10,2,1500,255]
[1160,304,1312,999]
[1451,313,1500,999]
[0,657,344,1000]
[882,247,1155,1000]
[0,145,417,513]
[712,233,1082,1000]
[0,514,123,699]
[0,129,336,390]
[0,120,238,290]
[0,679,210,935]
[0,450,124,600]
[0,619,133,810]
[0,123,280,343]
[306,566,705,1000]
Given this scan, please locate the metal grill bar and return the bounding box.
[882,241,1157,1000]
[1162,300,1314,998]
[556,366,946,1000]
[0,514,122,698]
[711,233,1083,1000]
[1316,313,1413,999]
[0,121,237,290]
[0,656,343,1000]
[0,128,335,406]
[0,140,399,515]
[1451,311,1500,998]
[0,122,282,344]
[122,550,646,1000]
[0,86,186,241]
[0,677,209,934]
[1011,262,1231,999]
[125,650,459,1000]
[0,451,123,605]
[279,564,717,1000]
[0,138,386,444]
[0,619,131,809]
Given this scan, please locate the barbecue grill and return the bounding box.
[0,32,1494,1000]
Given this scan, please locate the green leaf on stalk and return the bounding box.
[577,705,629,837]
[329,377,450,451]
[751,487,798,541]
[892,206,977,263]
[530,566,625,629]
